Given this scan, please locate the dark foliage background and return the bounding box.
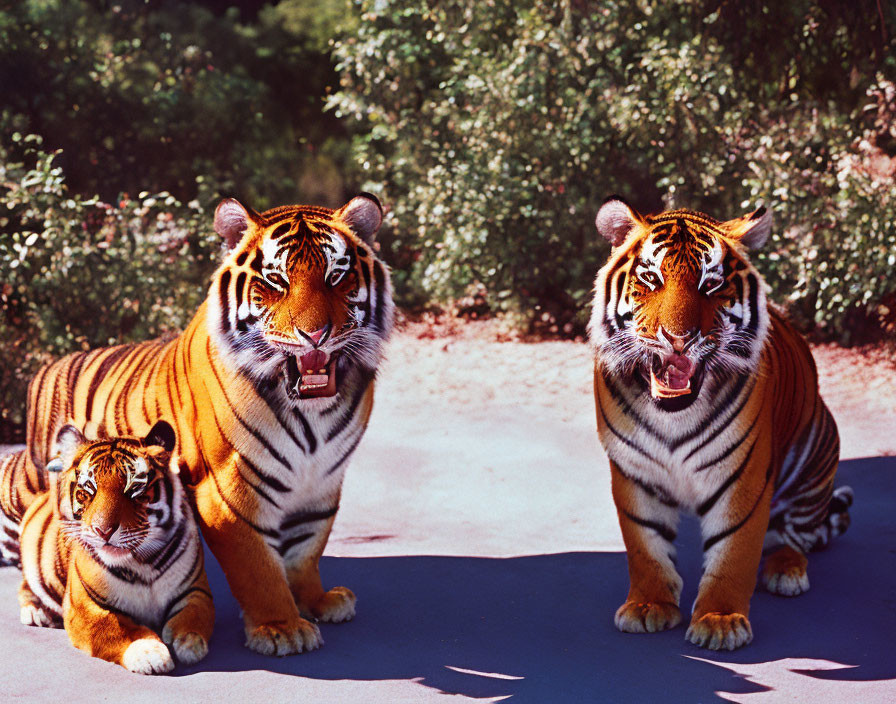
[2,0,895,439]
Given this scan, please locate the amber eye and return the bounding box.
[138,481,160,504]
[701,273,725,294]
[639,270,662,290]
[74,488,91,505]
[263,271,289,290]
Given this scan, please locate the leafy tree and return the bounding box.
[332,0,896,339]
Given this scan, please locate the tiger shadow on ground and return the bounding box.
[181,457,896,702]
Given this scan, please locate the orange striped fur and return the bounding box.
[10,422,212,673]
[11,194,393,656]
[589,198,850,650]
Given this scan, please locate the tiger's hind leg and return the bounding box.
[761,546,809,596]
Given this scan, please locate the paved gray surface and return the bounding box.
[0,336,894,703]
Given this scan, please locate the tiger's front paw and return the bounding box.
[122,638,175,674]
[308,586,356,623]
[615,600,681,633]
[686,612,753,650]
[245,618,322,656]
[20,603,59,628]
[163,629,209,665]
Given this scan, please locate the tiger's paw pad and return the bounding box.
[122,638,175,675]
[311,586,356,623]
[20,603,58,628]
[245,619,322,656]
[166,631,209,665]
[614,600,681,633]
[686,612,753,650]
[763,567,809,596]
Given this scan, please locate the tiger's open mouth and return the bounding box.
[649,353,697,399]
[285,349,338,399]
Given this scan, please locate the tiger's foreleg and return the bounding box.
[18,577,61,628]
[610,462,683,633]
[285,515,356,623]
[687,448,774,651]
[196,486,322,656]
[161,569,215,665]
[64,558,174,674]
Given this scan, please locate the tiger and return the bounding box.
[14,194,393,656]
[588,196,852,651]
[4,421,213,674]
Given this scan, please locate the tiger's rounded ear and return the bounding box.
[336,193,383,244]
[214,198,259,250]
[596,196,643,247]
[52,425,87,471]
[723,206,772,249]
[45,458,64,473]
[143,420,176,453]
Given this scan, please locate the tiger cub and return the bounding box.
[589,198,851,650]
[9,421,214,674]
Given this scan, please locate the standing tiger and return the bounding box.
[588,197,852,650]
[7,421,213,674]
[14,194,393,655]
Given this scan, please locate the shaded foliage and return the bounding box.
[0,0,353,208]
[0,133,218,440]
[332,0,896,338]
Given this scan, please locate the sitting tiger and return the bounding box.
[589,197,852,650]
[15,194,393,656]
[3,421,213,674]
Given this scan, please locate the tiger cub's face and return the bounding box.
[48,422,182,566]
[589,197,772,407]
[211,194,394,400]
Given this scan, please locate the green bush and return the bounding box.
[0,133,219,441]
[0,0,354,208]
[331,0,896,339]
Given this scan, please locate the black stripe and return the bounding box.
[622,509,676,543]
[613,464,677,507]
[234,271,247,317]
[75,563,127,616]
[694,409,760,471]
[277,532,314,556]
[703,461,774,552]
[281,505,339,532]
[162,584,213,626]
[325,369,374,442]
[206,339,297,471]
[372,261,387,332]
[271,222,292,239]
[327,429,365,476]
[293,408,317,454]
[218,270,232,331]
[696,440,757,516]
[84,345,135,421]
[670,373,751,451]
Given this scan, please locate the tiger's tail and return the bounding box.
[810,485,853,551]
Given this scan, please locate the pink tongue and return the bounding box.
[299,350,327,373]
[664,354,694,390]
